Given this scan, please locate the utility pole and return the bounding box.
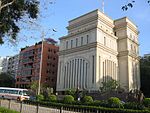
[37,31,45,95]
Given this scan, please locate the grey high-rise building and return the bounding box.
[2,56,10,73]
[7,54,20,78]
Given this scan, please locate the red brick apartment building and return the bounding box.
[16,40,59,91]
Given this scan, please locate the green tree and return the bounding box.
[30,81,39,95]
[0,0,39,44]
[100,78,119,93]
[122,0,150,11]
[66,89,76,97]
[140,56,150,97]
[0,72,15,87]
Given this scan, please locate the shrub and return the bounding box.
[24,100,150,113]
[143,98,150,107]
[82,96,93,104]
[63,95,74,104]
[48,95,57,102]
[36,94,44,101]
[124,102,145,110]
[65,89,76,97]
[107,97,123,108]
[91,100,102,106]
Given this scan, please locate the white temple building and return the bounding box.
[56,9,140,92]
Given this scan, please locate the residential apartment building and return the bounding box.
[57,9,140,92]
[16,39,59,90]
[2,56,10,73]
[7,54,19,78]
[0,57,4,73]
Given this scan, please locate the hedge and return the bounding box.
[48,95,57,102]
[143,98,150,107]
[0,107,20,113]
[82,96,93,104]
[24,100,150,113]
[63,95,74,104]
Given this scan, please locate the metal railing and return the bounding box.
[0,99,148,113]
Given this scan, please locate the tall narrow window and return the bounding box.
[104,37,106,45]
[81,37,83,46]
[131,44,133,51]
[66,41,68,49]
[59,62,61,84]
[87,35,89,44]
[92,55,94,84]
[71,40,73,48]
[76,38,78,47]
[114,32,117,36]
[64,66,66,88]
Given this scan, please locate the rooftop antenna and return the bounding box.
[102,0,104,13]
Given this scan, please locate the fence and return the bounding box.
[0,99,148,113]
[0,99,99,113]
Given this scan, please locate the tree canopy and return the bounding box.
[0,72,15,87]
[0,0,39,44]
[100,77,120,93]
[122,0,150,11]
[140,56,150,97]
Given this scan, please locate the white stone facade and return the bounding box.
[56,9,140,92]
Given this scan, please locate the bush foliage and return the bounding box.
[143,98,150,107]
[107,97,123,108]
[124,102,145,110]
[63,95,74,104]
[48,95,57,102]
[0,107,19,113]
[24,100,150,113]
[82,96,93,104]
[36,94,44,101]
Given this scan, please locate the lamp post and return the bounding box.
[37,31,44,95]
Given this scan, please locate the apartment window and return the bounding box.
[66,41,68,49]
[76,38,78,47]
[87,35,89,44]
[48,49,50,52]
[81,37,83,45]
[71,40,73,48]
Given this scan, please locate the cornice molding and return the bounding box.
[60,25,97,40]
[118,50,139,59]
[67,15,98,30]
[98,15,114,28]
[59,42,118,56]
[114,22,138,34]
[97,27,118,40]
[117,36,139,46]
